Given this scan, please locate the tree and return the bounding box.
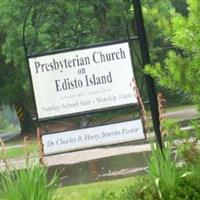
[0,0,188,133]
[0,1,36,132]
[0,0,133,133]
[145,0,200,109]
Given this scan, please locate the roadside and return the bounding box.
[163,106,198,120]
[0,105,198,168]
[0,131,20,142]
[0,105,198,154]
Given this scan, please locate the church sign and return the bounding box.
[28,41,138,120]
[42,119,144,155]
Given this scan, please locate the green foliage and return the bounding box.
[0,0,136,131]
[76,169,200,200]
[145,0,200,110]
[161,117,200,164]
[178,142,200,164]
[91,190,118,200]
[91,176,159,200]
[174,119,200,164]
[57,176,140,200]
[90,142,200,200]
[118,177,158,200]
[0,0,135,128]
[0,0,185,105]
[175,162,200,200]
[0,163,59,200]
[57,156,200,200]
[148,142,177,199]
[143,0,176,63]
[0,0,189,121]
[0,143,38,159]
[0,118,10,130]
[161,119,182,137]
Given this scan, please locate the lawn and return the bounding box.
[0,141,38,159]
[56,176,140,200]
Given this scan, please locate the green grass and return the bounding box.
[0,126,20,134]
[56,176,140,200]
[4,133,37,146]
[0,134,38,159]
[0,142,38,159]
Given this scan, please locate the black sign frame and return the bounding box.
[28,38,139,122]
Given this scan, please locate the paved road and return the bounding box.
[163,107,198,121]
[0,131,20,141]
[0,142,150,170]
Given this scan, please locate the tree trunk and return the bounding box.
[14,103,34,134]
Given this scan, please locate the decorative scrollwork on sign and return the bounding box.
[23,0,136,54]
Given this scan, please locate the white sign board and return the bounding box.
[29,42,137,120]
[42,119,145,156]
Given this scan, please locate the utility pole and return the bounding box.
[132,0,163,149]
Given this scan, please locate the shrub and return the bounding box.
[0,163,59,200]
[119,176,159,200]
[91,190,118,200]
[90,157,200,200]
[148,142,178,200]
[175,162,200,200]
[91,176,159,200]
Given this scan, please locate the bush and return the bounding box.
[0,163,59,200]
[91,176,159,200]
[148,142,178,200]
[91,157,200,200]
[175,163,200,200]
[91,190,118,200]
[119,176,159,200]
